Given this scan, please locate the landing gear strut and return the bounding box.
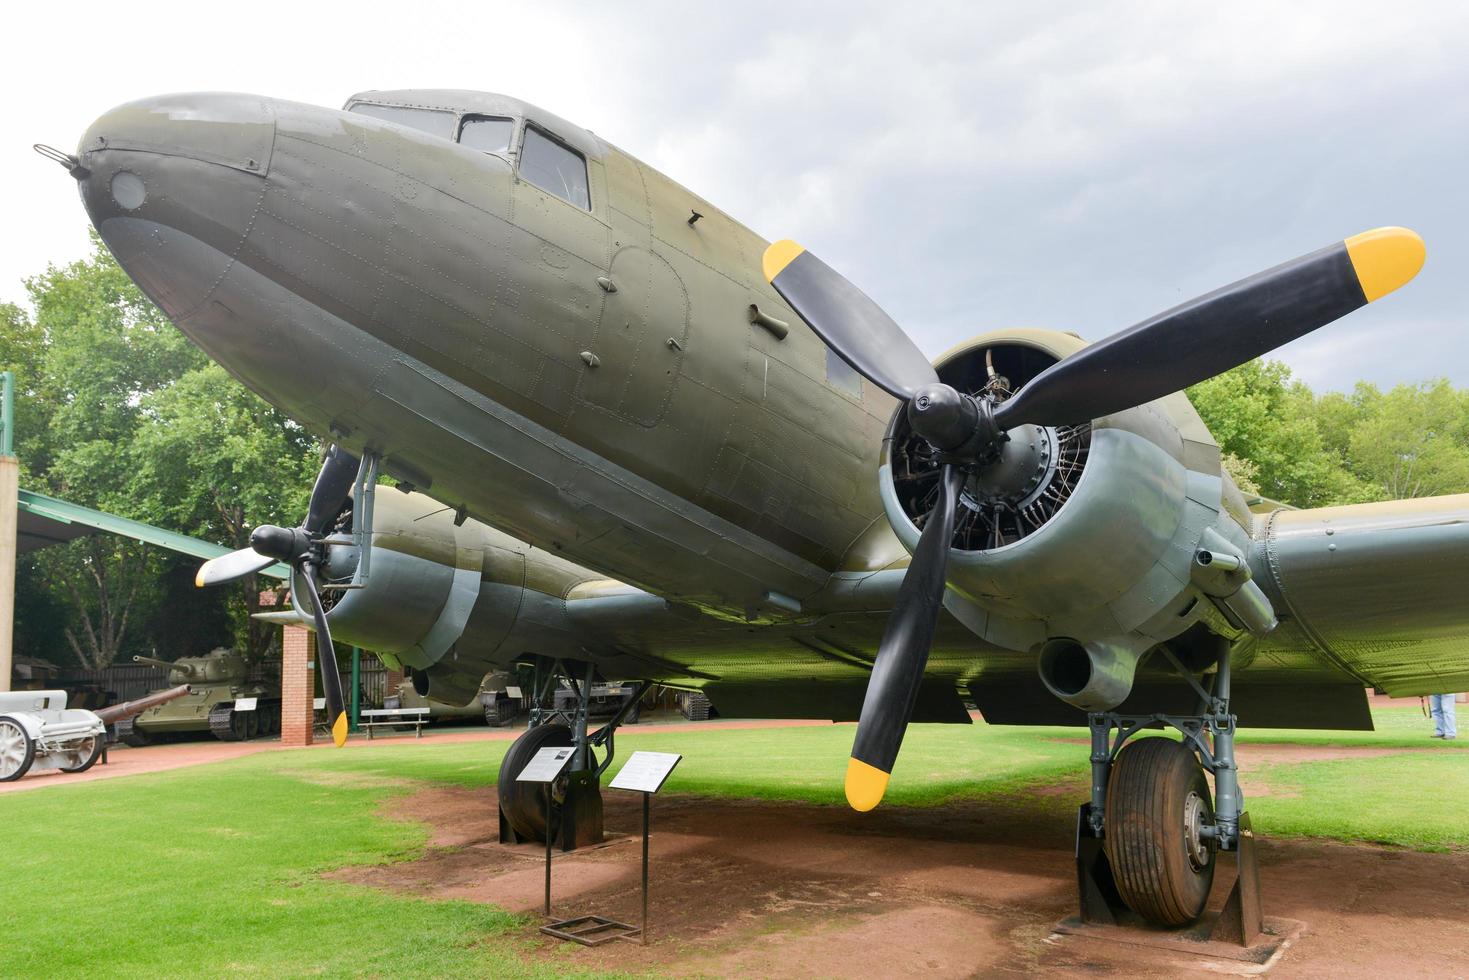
[1075,643,1263,944]
[497,657,649,852]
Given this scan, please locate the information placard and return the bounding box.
[609,751,682,794]
[234,697,257,711]
[505,685,523,699]
[312,697,326,710]
[517,745,576,784]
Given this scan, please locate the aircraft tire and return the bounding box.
[1103,736,1216,927]
[497,722,574,842]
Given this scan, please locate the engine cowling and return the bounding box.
[878,328,1266,710]
[274,490,516,705]
[270,488,601,706]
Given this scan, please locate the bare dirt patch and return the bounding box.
[331,782,1469,978]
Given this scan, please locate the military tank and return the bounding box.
[117,648,281,745]
[386,670,523,727]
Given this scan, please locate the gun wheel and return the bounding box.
[59,734,105,773]
[1104,736,1217,926]
[0,716,36,782]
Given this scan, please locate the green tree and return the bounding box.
[0,302,54,483]
[130,363,319,658]
[1339,381,1469,499]
[1187,360,1364,508]
[6,236,319,667]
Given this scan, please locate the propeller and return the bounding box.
[194,444,360,746]
[764,227,1425,810]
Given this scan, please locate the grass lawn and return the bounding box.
[1,701,1462,977]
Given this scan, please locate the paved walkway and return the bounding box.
[0,712,832,794]
[0,739,276,794]
[10,694,1435,796]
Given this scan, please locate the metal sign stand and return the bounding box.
[514,745,578,918]
[543,783,553,915]
[540,750,682,948]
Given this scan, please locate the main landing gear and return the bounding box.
[497,657,650,852]
[1074,643,1264,945]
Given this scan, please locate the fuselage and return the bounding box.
[75,90,896,622]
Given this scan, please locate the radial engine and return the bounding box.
[879,329,1277,710]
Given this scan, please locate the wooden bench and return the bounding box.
[360,706,430,739]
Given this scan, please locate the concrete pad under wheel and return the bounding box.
[1050,914,1306,975]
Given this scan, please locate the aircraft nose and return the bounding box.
[75,93,276,320]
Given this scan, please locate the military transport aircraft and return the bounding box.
[44,89,1467,932]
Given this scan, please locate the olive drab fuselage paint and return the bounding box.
[71,90,1469,723]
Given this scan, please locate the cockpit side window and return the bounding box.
[458,116,515,157]
[349,103,456,141]
[519,125,590,211]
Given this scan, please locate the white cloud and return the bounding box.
[3,0,1464,390]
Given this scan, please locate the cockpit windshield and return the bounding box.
[459,116,514,157]
[349,103,456,141]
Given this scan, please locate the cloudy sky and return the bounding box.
[3,1,1464,390]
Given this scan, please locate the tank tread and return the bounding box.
[680,693,712,721]
[210,700,281,741]
[209,703,242,741]
[258,699,281,737]
[115,716,148,747]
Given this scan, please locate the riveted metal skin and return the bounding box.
[71,90,1467,732]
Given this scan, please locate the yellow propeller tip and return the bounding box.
[844,757,890,812]
[762,239,805,283]
[330,712,349,747]
[1345,227,1425,303]
[194,568,208,588]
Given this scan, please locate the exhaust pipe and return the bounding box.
[1037,637,1143,711]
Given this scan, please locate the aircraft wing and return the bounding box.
[562,493,1469,729]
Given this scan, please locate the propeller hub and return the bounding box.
[962,423,1054,511]
[907,382,1005,461]
[249,524,311,564]
[907,383,976,452]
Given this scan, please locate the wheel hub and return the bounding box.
[1183,790,1212,870]
[0,720,26,776]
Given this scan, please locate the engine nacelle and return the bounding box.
[879,328,1267,710]
[268,488,601,706]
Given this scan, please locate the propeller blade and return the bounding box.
[304,445,360,536]
[847,463,965,811]
[995,227,1425,429]
[763,240,938,401]
[195,548,275,588]
[298,563,349,747]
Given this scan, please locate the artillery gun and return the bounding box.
[0,684,190,781]
[119,648,281,745]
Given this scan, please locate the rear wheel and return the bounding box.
[0,717,36,782]
[1104,737,1217,927]
[59,734,105,773]
[497,722,573,842]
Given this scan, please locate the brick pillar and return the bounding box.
[384,665,405,703]
[280,625,315,747]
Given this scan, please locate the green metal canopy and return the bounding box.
[16,488,288,579]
